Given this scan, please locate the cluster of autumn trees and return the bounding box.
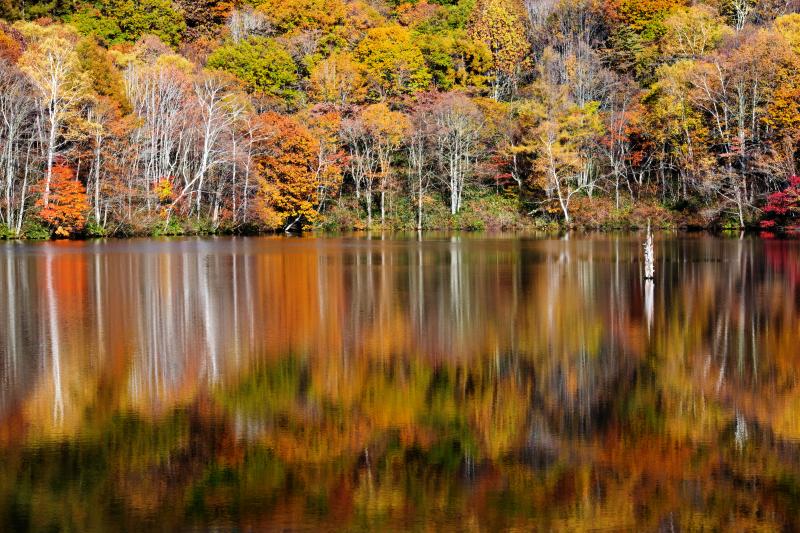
[1,0,800,236]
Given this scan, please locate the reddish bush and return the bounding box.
[761,176,800,233]
[36,165,90,237]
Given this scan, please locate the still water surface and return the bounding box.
[1,234,800,531]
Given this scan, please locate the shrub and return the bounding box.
[36,165,90,237]
[152,217,185,237]
[0,224,15,239]
[22,220,51,240]
[761,176,800,232]
[85,219,108,238]
[318,197,366,231]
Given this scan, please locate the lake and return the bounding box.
[1,234,799,531]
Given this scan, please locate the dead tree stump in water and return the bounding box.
[644,221,655,280]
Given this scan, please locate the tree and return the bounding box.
[35,164,90,236]
[468,0,530,99]
[720,0,755,31]
[255,0,346,37]
[429,92,484,215]
[605,0,686,36]
[341,116,377,225]
[517,70,603,224]
[360,103,408,225]
[646,60,713,202]
[76,38,130,113]
[353,26,431,99]
[227,6,271,44]
[662,5,732,59]
[308,52,367,107]
[0,23,22,62]
[184,71,244,221]
[407,103,434,229]
[302,109,345,214]
[252,113,320,231]
[417,33,492,92]
[19,35,88,208]
[206,37,298,102]
[604,0,685,81]
[174,0,234,41]
[68,0,186,46]
[685,30,796,226]
[775,13,800,53]
[0,59,35,235]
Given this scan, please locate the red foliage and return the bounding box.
[760,176,800,233]
[484,154,516,189]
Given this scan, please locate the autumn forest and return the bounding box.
[0,0,800,238]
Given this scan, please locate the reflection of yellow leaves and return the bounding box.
[353,472,405,519]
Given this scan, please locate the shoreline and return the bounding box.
[0,223,785,243]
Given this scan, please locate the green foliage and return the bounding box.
[206,37,298,101]
[151,217,184,237]
[419,32,491,90]
[21,220,51,240]
[220,357,307,417]
[84,218,107,237]
[445,0,478,29]
[187,216,217,235]
[76,37,130,111]
[317,198,366,231]
[0,223,14,239]
[67,7,121,45]
[9,0,75,19]
[68,0,185,46]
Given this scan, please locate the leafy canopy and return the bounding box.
[68,0,186,46]
[206,37,298,101]
[354,25,432,98]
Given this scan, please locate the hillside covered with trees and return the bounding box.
[1,0,800,237]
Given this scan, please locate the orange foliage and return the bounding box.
[36,165,90,236]
[252,113,320,230]
[0,27,22,62]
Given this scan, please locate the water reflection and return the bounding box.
[0,234,799,530]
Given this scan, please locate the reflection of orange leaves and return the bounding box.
[36,165,90,236]
[43,246,90,319]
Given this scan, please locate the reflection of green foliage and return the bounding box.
[0,411,191,531]
[219,357,308,418]
[615,363,666,436]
